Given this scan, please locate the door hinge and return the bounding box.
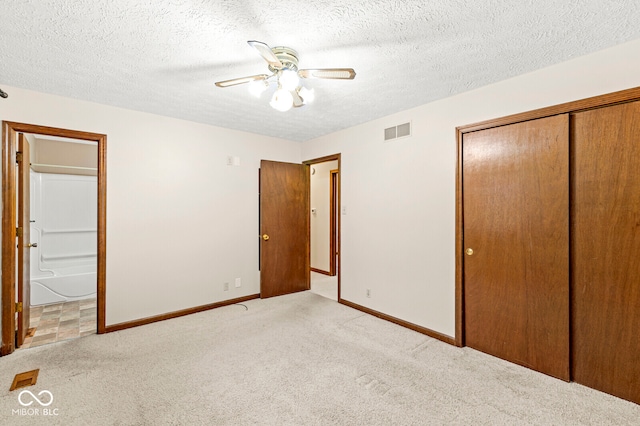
[16,151,23,163]
[16,227,23,238]
[16,302,23,313]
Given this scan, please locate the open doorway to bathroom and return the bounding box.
[1,122,106,357]
[20,134,99,349]
[304,154,340,301]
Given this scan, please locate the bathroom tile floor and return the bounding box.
[20,298,97,349]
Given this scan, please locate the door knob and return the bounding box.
[262,234,270,241]
[27,243,38,248]
[465,248,473,256]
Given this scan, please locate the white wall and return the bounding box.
[0,86,300,328]
[301,38,640,338]
[310,160,338,272]
[4,37,640,342]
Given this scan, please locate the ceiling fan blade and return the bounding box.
[214,74,269,88]
[298,68,356,80]
[247,40,283,69]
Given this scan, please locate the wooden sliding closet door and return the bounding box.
[571,101,640,405]
[463,114,570,380]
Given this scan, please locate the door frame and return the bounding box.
[329,169,338,276]
[16,134,30,348]
[1,121,107,356]
[303,154,341,301]
[455,86,640,348]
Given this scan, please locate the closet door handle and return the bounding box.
[465,248,473,256]
[27,243,38,248]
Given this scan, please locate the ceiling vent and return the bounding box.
[384,122,411,141]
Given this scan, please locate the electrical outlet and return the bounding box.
[366,289,371,298]
[235,278,241,288]
[223,282,229,291]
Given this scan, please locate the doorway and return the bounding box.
[258,154,341,302]
[1,122,107,356]
[305,154,341,302]
[22,134,99,349]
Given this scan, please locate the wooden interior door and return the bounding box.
[16,133,30,347]
[463,114,570,380]
[571,101,640,405]
[260,160,309,298]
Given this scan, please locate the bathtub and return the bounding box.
[30,272,97,306]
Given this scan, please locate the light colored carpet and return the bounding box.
[1,291,638,425]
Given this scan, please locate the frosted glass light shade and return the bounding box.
[279,69,299,91]
[298,87,315,104]
[270,88,293,112]
[248,79,268,97]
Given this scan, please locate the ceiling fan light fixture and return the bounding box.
[298,87,315,104]
[279,69,300,91]
[270,87,293,112]
[248,79,269,97]
[214,41,356,112]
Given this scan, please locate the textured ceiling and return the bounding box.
[1,1,640,142]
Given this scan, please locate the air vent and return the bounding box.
[397,122,411,138]
[10,369,39,391]
[384,127,397,141]
[384,122,411,141]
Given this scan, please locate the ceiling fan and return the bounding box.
[215,40,356,112]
